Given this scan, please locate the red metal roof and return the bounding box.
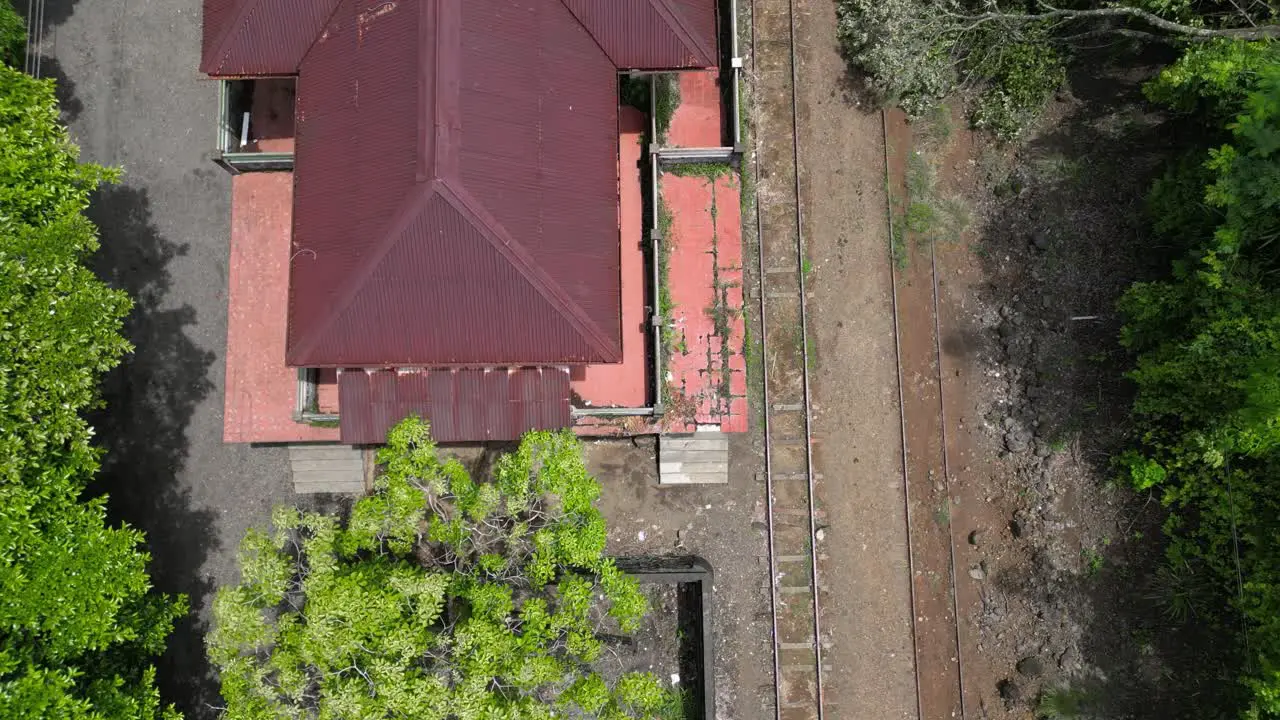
[337,367,571,443]
[559,0,718,69]
[202,0,718,77]
[201,0,720,368]
[200,0,342,76]
[287,0,623,367]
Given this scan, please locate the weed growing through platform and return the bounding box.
[666,162,733,181]
[658,197,676,405]
[654,74,681,144]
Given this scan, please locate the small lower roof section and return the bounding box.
[223,172,338,444]
[338,367,572,444]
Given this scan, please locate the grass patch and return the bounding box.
[654,74,681,144]
[1081,546,1104,576]
[904,149,970,247]
[658,198,676,403]
[913,102,953,147]
[665,161,733,181]
[1037,685,1099,719]
[934,499,951,527]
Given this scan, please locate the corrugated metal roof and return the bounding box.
[200,0,342,76]
[203,0,718,76]
[202,0,720,366]
[560,0,718,69]
[337,367,571,443]
[286,0,624,367]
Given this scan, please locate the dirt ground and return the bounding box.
[586,436,775,720]
[772,0,1196,716]
[788,0,919,717]
[885,52,1203,719]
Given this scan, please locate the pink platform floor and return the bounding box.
[223,172,339,443]
[666,71,725,148]
[662,170,747,432]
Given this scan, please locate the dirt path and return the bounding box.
[787,0,918,716]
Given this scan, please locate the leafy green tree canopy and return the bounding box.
[0,63,184,719]
[209,418,679,720]
[1121,63,1280,718]
[837,0,1278,138]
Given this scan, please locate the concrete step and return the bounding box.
[288,444,368,495]
[659,432,729,485]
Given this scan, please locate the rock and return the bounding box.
[997,679,1022,709]
[1032,231,1051,251]
[1017,656,1044,678]
[1002,417,1016,430]
[1005,430,1031,453]
[1034,440,1052,458]
[969,566,987,580]
[968,529,984,546]
[1010,518,1024,539]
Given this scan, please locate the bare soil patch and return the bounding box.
[791,0,918,717]
[586,436,774,720]
[913,52,1223,718]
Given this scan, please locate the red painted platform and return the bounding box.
[223,172,338,443]
[667,71,724,148]
[662,170,747,432]
[571,106,649,409]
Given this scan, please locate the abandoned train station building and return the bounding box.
[207,0,748,484]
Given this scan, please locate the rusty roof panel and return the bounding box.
[338,368,571,443]
[559,0,718,69]
[201,0,342,75]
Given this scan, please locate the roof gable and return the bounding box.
[559,0,717,69]
[200,0,342,75]
[286,0,625,367]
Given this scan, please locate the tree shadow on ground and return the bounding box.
[975,46,1243,719]
[84,184,222,719]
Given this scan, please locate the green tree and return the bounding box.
[836,0,1279,137]
[209,417,679,720]
[0,0,23,70]
[0,63,184,719]
[1120,65,1280,718]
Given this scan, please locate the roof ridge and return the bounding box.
[287,184,435,365]
[554,0,623,67]
[204,0,260,74]
[296,0,347,74]
[436,180,623,363]
[647,0,716,68]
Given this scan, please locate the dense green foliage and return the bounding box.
[0,63,184,719]
[836,0,1277,138]
[209,418,678,720]
[1120,54,1280,718]
[0,0,22,70]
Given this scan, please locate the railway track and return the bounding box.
[883,113,967,720]
[748,0,825,717]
